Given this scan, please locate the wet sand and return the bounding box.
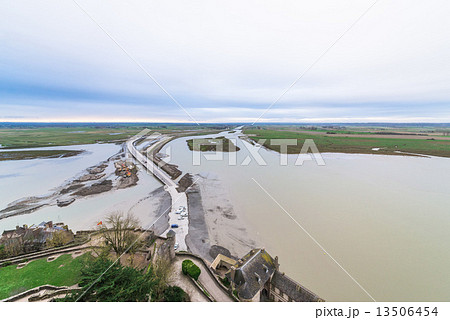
[125,186,171,235]
[186,173,258,261]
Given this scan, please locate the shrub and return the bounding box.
[220,276,230,287]
[181,259,201,281]
[46,231,73,248]
[0,245,7,259]
[163,285,189,302]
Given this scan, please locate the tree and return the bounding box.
[148,256,173,301]
[5,240,23,257]
[59,255,189,302]
[60,256,156,302]
[47,231,73,248]
[163,286,190,302]
[0,245,6,259]
[99,212,142,257]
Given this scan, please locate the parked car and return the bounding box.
[175,206,185,214]
[171,224,179,228]
[174,243,179,250]
[178,216,184,220]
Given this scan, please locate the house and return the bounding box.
[0,221,74,257]
[211,248,323,302]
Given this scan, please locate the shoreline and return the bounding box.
[244,129,450,159]
[2,132,259,262]
[0,144,135,221]
[0,149,85,161]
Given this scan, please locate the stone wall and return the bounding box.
[265,271,323,302]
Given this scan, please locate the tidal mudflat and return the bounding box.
[163,130,450,301]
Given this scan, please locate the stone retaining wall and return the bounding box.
[1,285,68,302]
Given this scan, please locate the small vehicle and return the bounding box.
[171,224,179,228]
[178,216,184,220]
[175,206,185,214]
[174,243,179,250]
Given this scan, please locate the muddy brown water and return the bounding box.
[163,129,450,301]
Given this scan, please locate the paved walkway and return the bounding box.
[171,258,209,302]
[126,135,189,251]
[174,256,233,302]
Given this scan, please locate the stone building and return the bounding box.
[267,270,322,302]
[211,248,323,302]
[0,221,74,257]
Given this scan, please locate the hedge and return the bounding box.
[182,259,201,281]
[220,276,230,287]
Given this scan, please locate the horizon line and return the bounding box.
[1,121,449,125]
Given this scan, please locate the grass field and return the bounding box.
[0,149,84,161]
[244,128,450,158]
[0,253,91,300]
[256,124,450,136]
[0,124,229,149]
[0,126,149,149]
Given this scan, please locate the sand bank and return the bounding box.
[186,173,258,261]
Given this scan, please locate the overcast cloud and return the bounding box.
[1,0,449,123]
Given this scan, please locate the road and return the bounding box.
[174,256,234,302]
[126,135,189,251]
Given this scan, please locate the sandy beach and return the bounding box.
[186,173,259,261]
[125,185,171,235]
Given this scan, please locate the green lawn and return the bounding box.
[244,128,450,158]
[0,253,92,300]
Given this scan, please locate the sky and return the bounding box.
[1,0,450,123]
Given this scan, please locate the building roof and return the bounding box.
[210,253,237,270]
[1,227,26,239]
[1,221,70,244]
[167,230,176,238]
[232,248,278,300]
[271,270,323,302]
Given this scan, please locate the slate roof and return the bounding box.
[271,270,323,302]
[167,230,176,238]
[1,221,71,246]
[1,227,26,239]
[232,248,278,300]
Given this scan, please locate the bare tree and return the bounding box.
[99,212,142,257]
[46,230,73,248]
[149,256,173,301]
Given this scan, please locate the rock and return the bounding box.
[72,180,113,196]
[56,198,75,207]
